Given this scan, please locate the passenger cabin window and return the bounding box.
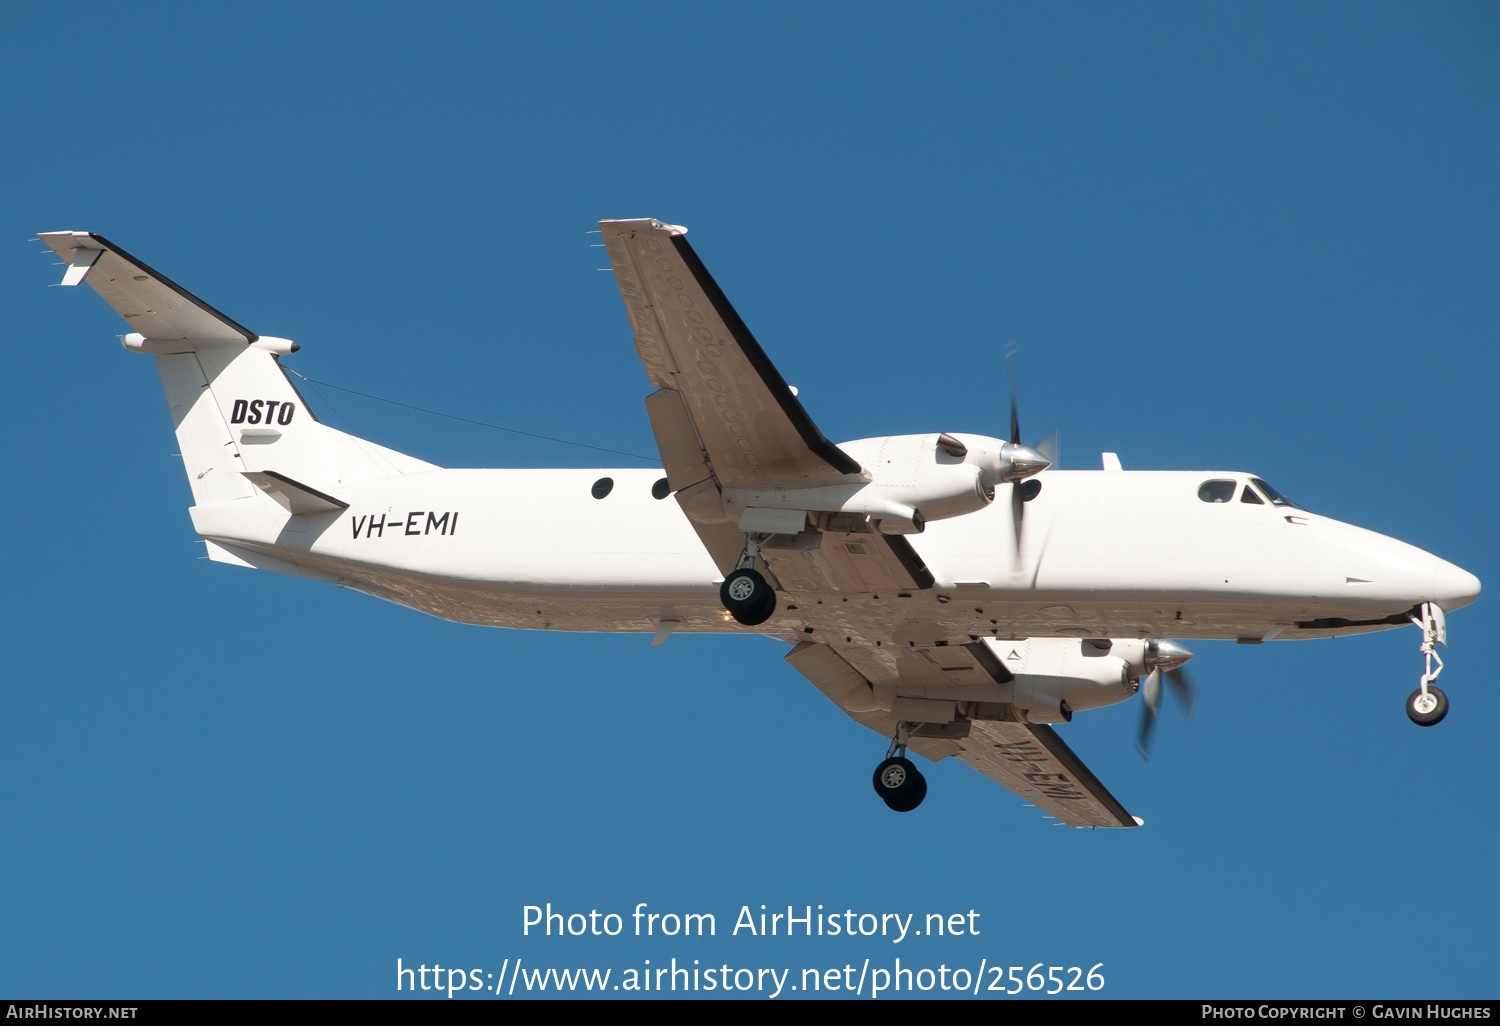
[1249,477,1304,510]
[1241,485,1265,504]
[1198,480,1237,503]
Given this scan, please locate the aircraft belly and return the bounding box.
[246,527,1393,642]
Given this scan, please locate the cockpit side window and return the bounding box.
[1198,480,1237,503]
[1241,484,1266,504]
[1249,477,1304,510]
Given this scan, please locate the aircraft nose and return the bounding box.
[1433,559,1481,612]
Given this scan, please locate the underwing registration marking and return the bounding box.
[352,512,459,539]
[991,740,1090,804]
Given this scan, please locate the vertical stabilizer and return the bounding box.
[41,231,441,548]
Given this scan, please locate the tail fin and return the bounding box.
[40,231,437,514]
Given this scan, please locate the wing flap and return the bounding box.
[760,528,934,594]
[785,641,1138,828]
[645,387,712,492]
[784,640,927,752]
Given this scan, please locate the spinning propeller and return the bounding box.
[1135,640,1197,760]
[1036,429,1060,470]
[1003,344,1052,566]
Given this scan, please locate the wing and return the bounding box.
[602,219,931,592]
[39,231,256,342]
[785,641,1139,828]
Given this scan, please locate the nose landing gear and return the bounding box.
[873,724,927,812]
[1406,603,1449,727]
[1406,686,1449,726]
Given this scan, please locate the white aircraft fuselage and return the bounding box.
[195,459,1478,645]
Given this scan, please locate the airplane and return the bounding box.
[37,219,1481,827]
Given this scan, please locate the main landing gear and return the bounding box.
[873,724,927,812]
[1406,602,1449,727]
[720,535,776,626]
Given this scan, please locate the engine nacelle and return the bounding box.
[994,638,1193,722]
[860,638,1192,727]
[998,637,1137,722]
[723,432,1048,535]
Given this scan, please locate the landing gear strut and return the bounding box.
[873,723,927,812]
[1406,602,1449,727]
[720,535,776,626]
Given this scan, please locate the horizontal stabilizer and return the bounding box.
[242,471,348,514]
[38,231,256,343]
[203,539,340,583]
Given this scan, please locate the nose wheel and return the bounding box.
[1406,686,1448,727]
[1406,603,1451,727]
[873,724,927,812]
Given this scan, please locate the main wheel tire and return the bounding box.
[720,568,775,626]
[876,762,924,816]
[751,585,777,623]
[1406,686,1449,726]
[873,756,919,803]
[883,769,927,812]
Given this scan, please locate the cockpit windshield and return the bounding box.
[1249,478,1304,510]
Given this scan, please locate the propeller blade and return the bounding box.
[1011,478,1025,567]
[1135,712,1157,760]
[1128,672,1164,762]
[1142,667,1162,715]
[1036,429,1060,470]
[1165,667,1197,719]
[1005,342,1021,445]
[1005,342,1027,567]
[1135,668,1163,760]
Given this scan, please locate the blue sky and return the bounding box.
[2,1,1495,999]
